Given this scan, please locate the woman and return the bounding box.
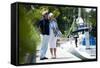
[48,13,59,59]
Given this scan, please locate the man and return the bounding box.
[39,11,50,60]
[74,34,78,47]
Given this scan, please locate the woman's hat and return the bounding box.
[48,13,53,17]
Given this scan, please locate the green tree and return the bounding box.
[19,4,40,64]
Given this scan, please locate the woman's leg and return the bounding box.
[54,37,57,58]
[50,48,53,58]
[54,48,56,58]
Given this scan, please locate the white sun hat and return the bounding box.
[48,13,53,17]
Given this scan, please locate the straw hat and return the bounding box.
[42,10,48,16]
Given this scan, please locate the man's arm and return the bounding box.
[38,20,42,33]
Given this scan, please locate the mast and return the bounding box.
[78,8,81,17]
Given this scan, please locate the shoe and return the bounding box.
[40,57,48,60]
[51,56,56,59]
[51,56,54,59]
[51,55,54,59]
[53,56,56,59]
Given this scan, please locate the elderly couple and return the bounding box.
[39,11,61,60]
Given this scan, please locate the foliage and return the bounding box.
[19,4,40,64]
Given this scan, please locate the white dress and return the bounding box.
[49,21,57,48]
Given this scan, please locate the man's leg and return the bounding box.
[40,35,49,59]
